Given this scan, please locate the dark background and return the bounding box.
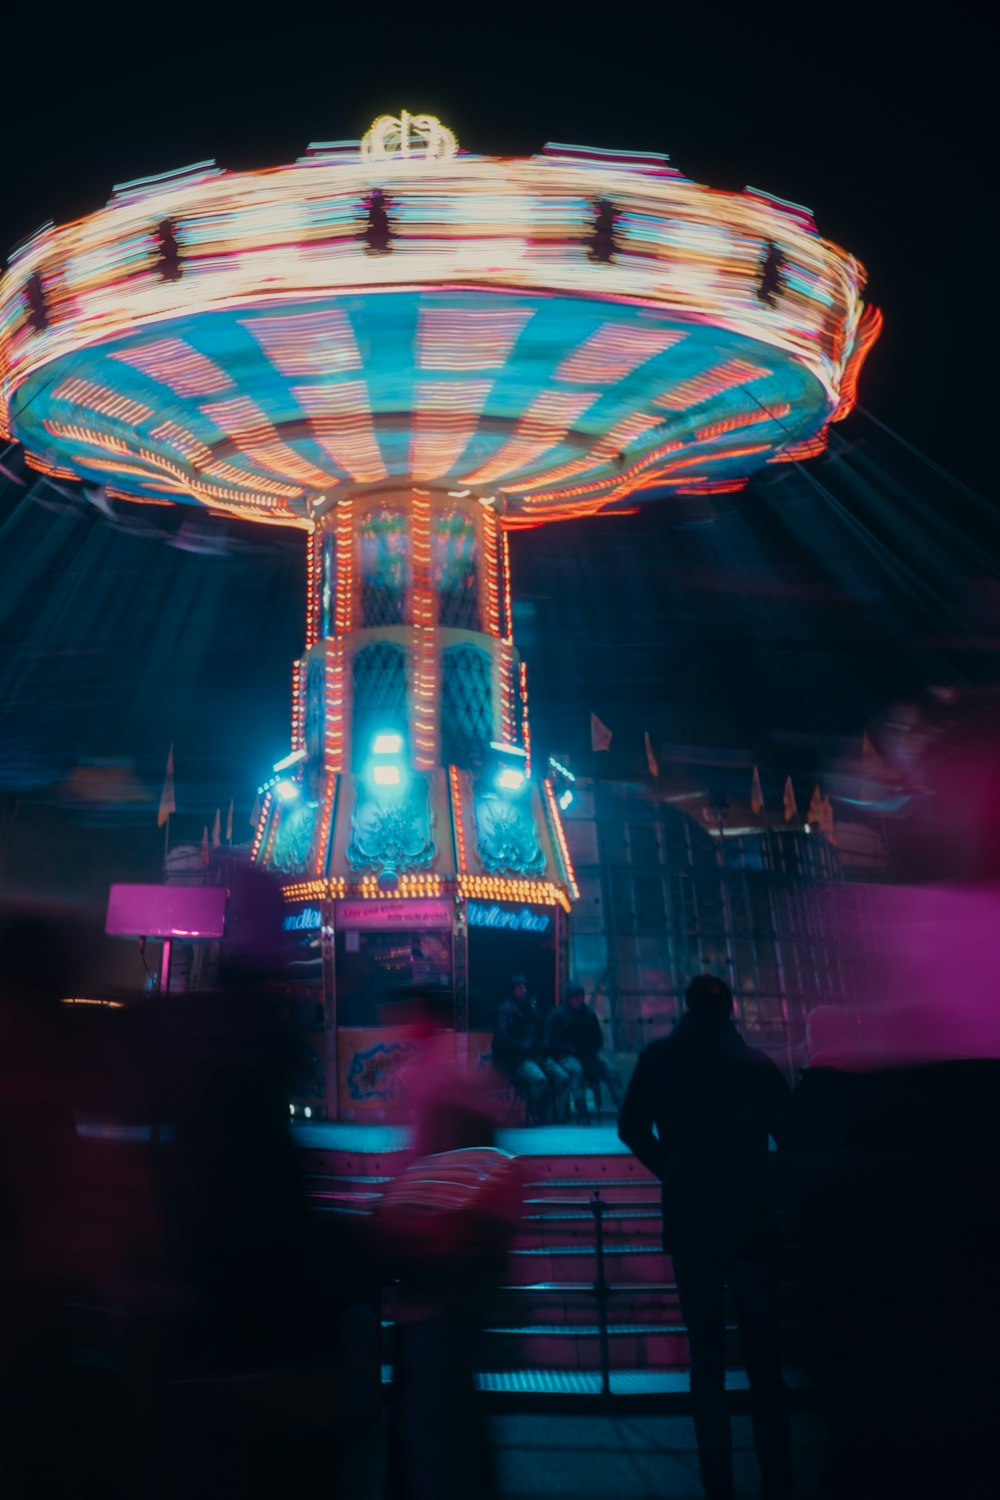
[0,4,993,892]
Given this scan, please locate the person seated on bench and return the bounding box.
[546,982,625,1125]
[491,975,569,1123]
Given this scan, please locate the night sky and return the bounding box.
[0,6,993,881]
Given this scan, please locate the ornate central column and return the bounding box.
[254,487,575,908]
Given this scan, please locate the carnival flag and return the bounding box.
[156,745,175,828]
[225,799,234,844]
[783,775,798,823]
[644,731,659,780]
[862,730,879,759]
[807,784,823,825]
[211,808,221,848]
[200,826,210,866]
[591,714,613,752]
[819,795,837,845]
[249,794,262,829]
[751,765,764,815]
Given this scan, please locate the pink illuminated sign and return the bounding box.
[105,883,228,939]
[335,898,452,930]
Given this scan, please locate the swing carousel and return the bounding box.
[0,111,879,1115]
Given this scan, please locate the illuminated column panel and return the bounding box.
[409,488,437,770]
[334,497,354,633]
[290,658,307,750]
[305,525,322,647]
[449,764,469,874]
[324,636,346,775]
[481,501,501,637]
[520,660,532,777]
[501,528,513,642]
[498,638,517,744]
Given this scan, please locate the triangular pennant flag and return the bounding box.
[200,826,210,865]
[591,713,613,752]
[644,731,659,780]
[819,794,837,845]
[156,744,175,828]
[750,765,764,815]
[225,798,234,844]
[783,775,798,823]
[249,794,262,829]
[211,808,221,848]
[807,784,822,824]
[862,731,879,759]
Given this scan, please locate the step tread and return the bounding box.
[486,1322,691,1337]
[512,1244,657,1258]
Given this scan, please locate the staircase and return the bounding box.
[297,1122,805,1409]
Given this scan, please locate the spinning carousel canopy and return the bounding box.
[0,114,880,529]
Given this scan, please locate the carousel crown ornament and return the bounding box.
[360,111,459,163]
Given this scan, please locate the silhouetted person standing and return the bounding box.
[619,975,792,1500]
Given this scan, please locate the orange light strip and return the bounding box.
[305,525,322,648]
[250,789,273,861]
[519,660,531,777]
[313,764,338,877]
[150,419,213,466]
[768,428,829,464]
[51,376,153,427]
[499,639,516,743]
[240,308,363,377]
[417,305,534,371]
[449,764,468,873]
[282,876,347,902]
[200,393,331,488]
[294,380,386,483]
[653,358,771,412]
[112,338,234,397]
[409,379,492,481]
[501,527,513,641]
[543,777,579,901]
[410,488,436,770]
[481,500,501,637]
[290,659,307,750]
[695,404,791,443]
[324,636,345,774]
[334,499,353,633]
[461,390,597,486]
[831,304,884,422]
[458,873,571,913]
[356,873,445,899]
[555,322,685,383]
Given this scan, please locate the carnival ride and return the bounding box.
[0,113,879,1107]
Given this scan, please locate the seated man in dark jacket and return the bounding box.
[618,975,792,1500]
[491,976,569,1123]
[546,983,624,1124]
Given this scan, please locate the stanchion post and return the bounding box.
[591,1188,611,1398]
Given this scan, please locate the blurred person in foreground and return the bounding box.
[0,905,91,1497]
[154,867,358,1497]
[492,973,569,1123]
[379,986,522,1500]
[545,981,624,1124]
[619,974,792,1500]
[791,691,1000,1498]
